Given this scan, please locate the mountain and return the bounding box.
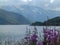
[43,17,60,26]
[31,17,60,26]
[31,22,43,26]
[2,5,49,22]
[0,9,30,25]
[1,5,60,22]
[20,5,60,22]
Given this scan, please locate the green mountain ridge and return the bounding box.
[0,9,30,25]
[31,17,60,26]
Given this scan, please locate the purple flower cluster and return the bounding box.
[24,26,39,45]
[24,27,31,42]
[37,41,43,45]
[24,26,58,45]
[43,28,58,43]
[31,26,38,41]
[31,34,38,41]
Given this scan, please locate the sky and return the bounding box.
[0,0,60,11]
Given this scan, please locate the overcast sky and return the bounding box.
[0,0,60,11]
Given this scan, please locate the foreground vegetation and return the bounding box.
[0,26,60,45]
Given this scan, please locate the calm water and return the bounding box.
[0,25,60,41]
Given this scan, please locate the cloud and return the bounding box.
[0,0,60,11]
[0,0,9,2]
[0,0,13,6]
[0,0,21,9]
[50,0,54,3]
[0,0,31,8]
[52,7,60,11]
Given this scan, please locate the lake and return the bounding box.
[0,25,60,42]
